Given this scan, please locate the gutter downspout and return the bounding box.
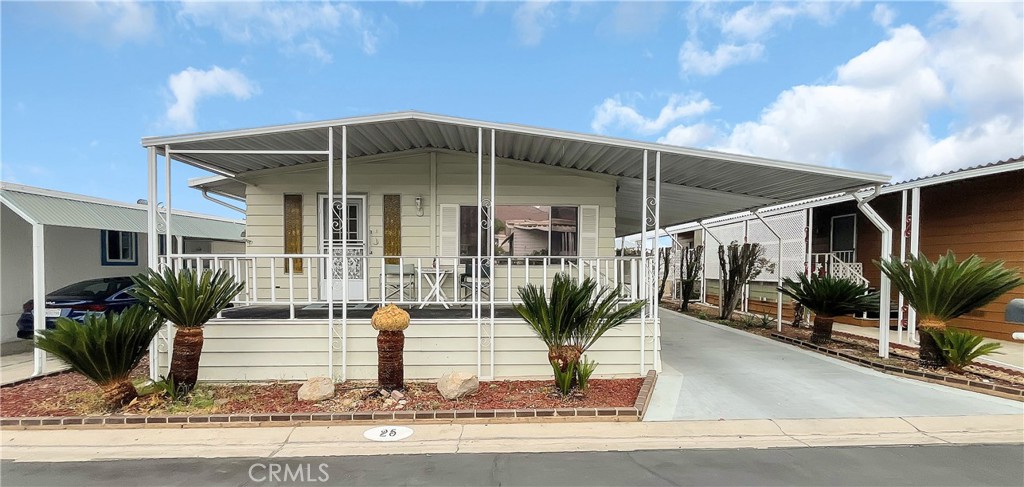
[201,189,246,214]
[852,185,892,359]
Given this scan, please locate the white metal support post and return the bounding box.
[31,223,46,376]
[698,222,723,309]
[341,126,349,380]
[489,129,496,379]
[908,187,921,343]
[853,187,893,358]
[753,212,785,331]
[806,208,814,277]
[652,151,661,372]
[638,150,648,375]
[476,127,483,378]
[147,147,159,380]
[898,190,908,344]
[699,229,708,303]
[164,146,172,267]
[327,127,335,378]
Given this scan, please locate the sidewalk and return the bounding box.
[2,415,1021,462]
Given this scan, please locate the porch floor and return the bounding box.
[219,304,524,320]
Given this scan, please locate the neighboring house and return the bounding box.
[0,182,246,348]
[669,156,1024,341]
[130,111,886,382]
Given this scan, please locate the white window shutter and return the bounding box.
[579,205,599,257]
[439,204,459,264]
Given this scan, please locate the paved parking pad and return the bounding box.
[645,311,1023,421]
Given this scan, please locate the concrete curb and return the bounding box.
[2,414,1020,461]
[0,371,658,430]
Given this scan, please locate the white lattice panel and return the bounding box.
[748,212,806,282]
[703,222,745,280]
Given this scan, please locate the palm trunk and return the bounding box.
[810,315,834,344]
[169,326,204,392]
[918,319,947,367]
[377,330,405,390]
[102,379,137,408]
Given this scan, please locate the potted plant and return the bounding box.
[877,251,1022,366]
[778,273,878,344]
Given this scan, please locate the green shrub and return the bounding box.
[757,314,775,329]
[515,273,645,392]
[34,305,163,408]
[551,360,576,396]
[577,356,598,392]
[926,328,1002,373]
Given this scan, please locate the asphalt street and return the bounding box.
[2,444,1022,486]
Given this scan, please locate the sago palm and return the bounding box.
[35,305,163,408]
[514,273,646,376]
[130,268,243,392]
[779,273,878,344]
[877,251,1022,366]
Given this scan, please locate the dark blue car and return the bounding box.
[16,277,138,339]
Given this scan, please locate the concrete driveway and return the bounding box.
[645,311,1024,421]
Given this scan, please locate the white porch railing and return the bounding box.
[158,254,645,314]
[810,252,868,287]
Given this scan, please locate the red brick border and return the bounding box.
[770,333,1024,402]
[0,371,658,429]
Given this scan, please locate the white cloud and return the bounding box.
[721,2,845,40]
[513,1,556,46]
[678,41,764,77]
[165,66,259,131]
[657,123,718,147]
[680,1,852,77]
[176,1,383,60]
[872,4,895,28]
[592,93,714,135]
[48,0,156,45]
[713,3,1024,178]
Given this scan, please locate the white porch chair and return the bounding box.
[384,263,417,301]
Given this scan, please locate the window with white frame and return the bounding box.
[102,230,137,265]
[458,205,578,257]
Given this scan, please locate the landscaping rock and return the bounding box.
[383,398,396,408]
[297,377,335,402]
[390,390,405,401]
[437,372,478,400]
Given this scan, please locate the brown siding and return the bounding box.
[819,170,1023,340]
[917,172,1024,339]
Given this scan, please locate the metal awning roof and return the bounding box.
[142,111,890,234]
[0,182,245,241]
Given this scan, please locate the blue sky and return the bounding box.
[2,1,1022,218]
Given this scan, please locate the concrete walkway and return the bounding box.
[1,352,65,386]
[833,323,1024,370]
[1,415,1021,462]
[646,311,1023,421]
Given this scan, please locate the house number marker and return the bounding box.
[363,426,413,442]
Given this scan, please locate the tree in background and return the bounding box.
[679,245,704,312]
[717,242,772,320]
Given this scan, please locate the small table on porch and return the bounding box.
[418,267,453,309]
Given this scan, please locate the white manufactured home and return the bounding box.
[0,182,245,350]
[30,112,885,383]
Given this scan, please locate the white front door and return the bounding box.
[319,194,367,301]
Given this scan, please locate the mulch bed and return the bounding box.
[1,360,642,418]
[662,303,1024,394]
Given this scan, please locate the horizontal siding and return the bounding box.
[159,318,654,382]
[235,151,619,302]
